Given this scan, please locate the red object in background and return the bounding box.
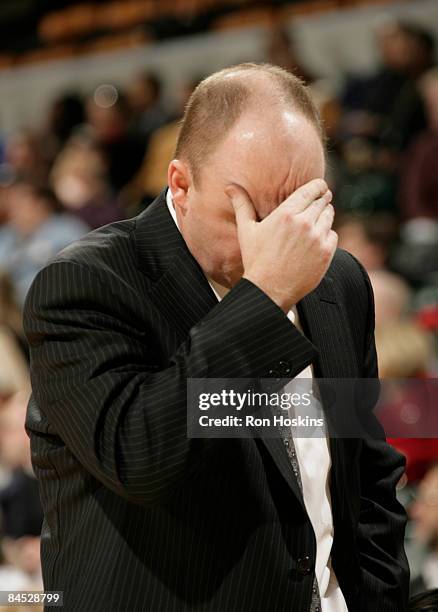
[416,306,438,331]
[389,308,438,481]
[388,437,438,483]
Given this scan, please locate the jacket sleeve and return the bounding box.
[351,255,410,612]
[24,259,315,508]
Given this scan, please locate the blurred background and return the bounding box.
[0,0,437,606]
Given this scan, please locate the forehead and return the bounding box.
[209,110,325,216]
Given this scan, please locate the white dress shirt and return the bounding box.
[166,189,348,611]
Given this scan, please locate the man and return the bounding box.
[24,64,409,611]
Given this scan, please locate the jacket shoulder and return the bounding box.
[329,248,372,305]
[23,215,148,316]
[328,249,375,364]
[52,217,137,272]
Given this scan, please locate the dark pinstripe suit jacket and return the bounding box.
[24,190,409,612]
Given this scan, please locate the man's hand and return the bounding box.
[226,178,337,313]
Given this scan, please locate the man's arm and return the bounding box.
[352,255,410,612]
[24,259,315,509]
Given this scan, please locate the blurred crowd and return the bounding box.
[0,14,437,601]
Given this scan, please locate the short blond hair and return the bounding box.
[376,321,432,378]
[175,63,324,184]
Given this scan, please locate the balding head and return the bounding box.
[168,63,326,287]
[175,63,324,186]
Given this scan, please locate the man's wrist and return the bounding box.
[242,274,294,313]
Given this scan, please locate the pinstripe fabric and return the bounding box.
[23,190,409,611]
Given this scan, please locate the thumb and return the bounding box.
[225,184,256,228]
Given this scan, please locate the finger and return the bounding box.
[315,203,335,234]
[225,184,257,228]
[325,229,338,254]
[301,194,333,223]
[279,178,329,214]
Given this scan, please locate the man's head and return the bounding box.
[168,63,325,287]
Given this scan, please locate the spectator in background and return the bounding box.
[380,22,435,152]
[266,24,314,85]
[43,92,86,163]
[0,391,42,591]
[375,320,437,484]
[126,78,199,212]
[334,21,435,217]
[127,71,170,145]
[341,20,433,149]
[4,131,48,186]
[335,213,397,271]
[86,89,145,192]
[0,326,28,403]
[331,136,399,214]
[0,183,88,305]
[400,67,438,221]
[0,268,28,412]
[336,212,437,486]
[342,20,409,118]
[369,268,411,327]
[0,184,11,226]
[376,321,432,379]
[266,25,341,140]
[0,270,27,359]
[391,220,438,288]
[50,131,124,229]
[410,464,438,595]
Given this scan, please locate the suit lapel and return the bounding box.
[135,190,218,342]
[256,435,307,508]
[148,247,218,341]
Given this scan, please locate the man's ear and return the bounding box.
[168,159,192,216]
